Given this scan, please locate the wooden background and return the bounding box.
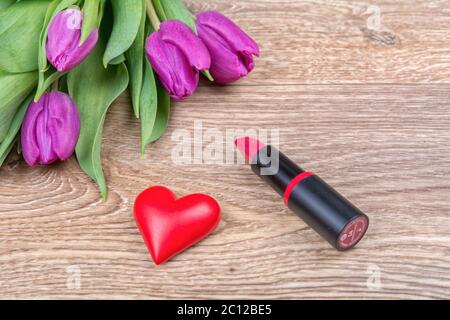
[1,0,450,299]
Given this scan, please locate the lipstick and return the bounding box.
[235,137,369,251]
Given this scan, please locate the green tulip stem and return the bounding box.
[146,0,161,31]
[52,78,59,91]
[34,71,66,102]
[202,70,214,82]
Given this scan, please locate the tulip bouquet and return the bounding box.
[0,0,259,198]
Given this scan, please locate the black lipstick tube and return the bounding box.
[252,145,369,251]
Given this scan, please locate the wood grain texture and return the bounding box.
[1,0,450,299]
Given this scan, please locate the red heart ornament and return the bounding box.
[134,186,221,265]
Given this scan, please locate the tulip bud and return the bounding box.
[196,11,260,84]
[146,20,211,100]
[21,91,80,166]
[46,8,98,72]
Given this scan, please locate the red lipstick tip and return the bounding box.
[234,137,266,161]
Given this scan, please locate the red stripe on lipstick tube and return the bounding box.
[283,172,315,206]
[235,137,369,251]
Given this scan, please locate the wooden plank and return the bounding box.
[187,0,450,84]
[1,84,449,299]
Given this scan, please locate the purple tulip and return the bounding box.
[46,8,98,72]
[196,11,260,84]
[146,20,211,100]
[21,91,80,166]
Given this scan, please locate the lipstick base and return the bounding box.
[286,174,369,251]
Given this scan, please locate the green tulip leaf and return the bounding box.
[0,1,51,73]
[68,39,129,200]
[128,15,169,153]
[159,0,196,32]
[0,0,15,10]
[103,0,143,67]
[0,70,37,143]
[150,79,170,143]
[108,54,126,65]
[80,0,100,45]
[125,0,146,118]
[97,0,107,25]
[0,93,33,167]
[0,139,16,168]
[37,0,60,73]
[140,59,158,154]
